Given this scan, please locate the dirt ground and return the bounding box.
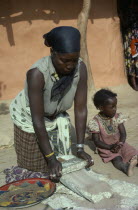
[0,83,138,208]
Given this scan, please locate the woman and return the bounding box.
[9,26,94,182]
[117,0,138,91]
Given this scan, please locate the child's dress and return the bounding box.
[88,113,138,163]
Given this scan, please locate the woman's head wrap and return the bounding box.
[43,26,80,53]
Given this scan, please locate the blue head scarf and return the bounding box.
[43,26,80,53]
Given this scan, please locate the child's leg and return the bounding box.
[120,142,138,175]
[127,155,138,176]
[111,156,129,175]
[120,142,138,163]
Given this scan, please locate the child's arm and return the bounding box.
[92,133,116,150]
[118,123,126,143]
[110,123,126,153]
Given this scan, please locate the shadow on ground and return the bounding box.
[0,103,9,115]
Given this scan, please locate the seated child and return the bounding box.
[88,89,138,176]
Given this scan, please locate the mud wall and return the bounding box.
[0,0,127,100]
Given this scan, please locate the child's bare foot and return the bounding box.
[127,155,138,177]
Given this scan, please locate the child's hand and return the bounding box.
[110,143,121,153]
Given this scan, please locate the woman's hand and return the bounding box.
[77,150,94,169]
[47,156,62,182]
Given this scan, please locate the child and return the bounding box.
[88,89,138,176]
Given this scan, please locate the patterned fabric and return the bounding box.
[122,8,138,78]
[88,113,138,163]
[4,156,86,184]
[88,118,100,133]
[14,124,71,173]
[14,124,48,173]
[4,166,49,184]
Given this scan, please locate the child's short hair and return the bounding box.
[93,89,117,108]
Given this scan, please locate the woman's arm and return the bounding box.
[27,68,53,155]
[74,61,87,145]
[27,68,62,179]
[118,123,126,143]
[74,61,94,167]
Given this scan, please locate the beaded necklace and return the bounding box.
[52,72,60,81]
[98,113,114,132]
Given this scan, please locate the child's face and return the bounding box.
[100,97,117,118]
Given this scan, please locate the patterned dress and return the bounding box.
[88,113,138,163]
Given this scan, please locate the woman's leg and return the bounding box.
[111,156,129,175]
[14,124,48,173]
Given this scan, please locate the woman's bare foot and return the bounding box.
[127,155,138,177]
